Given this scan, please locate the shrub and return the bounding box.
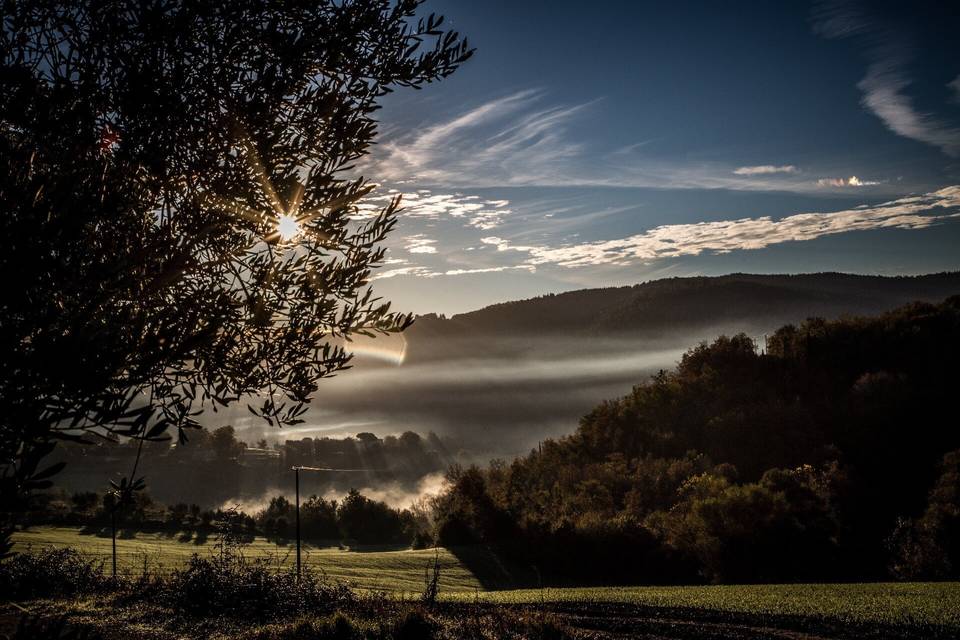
[166,555,353,618]
[0,548,106,600]
[392,609,436,640]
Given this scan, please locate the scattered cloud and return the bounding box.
[359,189,513,230]
[481,186,960,268]
[373,263,535,281]
[373,265,435,280]
[375,187,960,281]
[734,165,799,176]
[442,265,536,276]
[816,175,881,187]
[404,234,437,254]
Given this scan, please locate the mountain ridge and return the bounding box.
[407,272,960,341]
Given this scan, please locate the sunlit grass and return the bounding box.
[13,527,960,630]
[11,526,482,594]
[450,582,960,628]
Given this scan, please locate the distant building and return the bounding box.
[238,447,281,469]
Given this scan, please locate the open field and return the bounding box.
[11,526,484,594]
[11,526,960,638]
[462,582,960,629]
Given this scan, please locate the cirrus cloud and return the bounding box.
[480,186,960,268]
[734,165,799,176]
[812,0,960,157]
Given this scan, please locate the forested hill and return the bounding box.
[409,272,960,339]
[431,296,960,584]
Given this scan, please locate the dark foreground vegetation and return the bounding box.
[431,297,960,585]
[3,548,958,640]
[0,547,603,640]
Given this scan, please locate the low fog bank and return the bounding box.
[223,471,448,515]
[222,270,960,458]
[228,326,766,458]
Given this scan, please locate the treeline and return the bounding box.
[48,428,454,507]
[21,488,429,547]
[411,272,960,338]
[429,297,960,583]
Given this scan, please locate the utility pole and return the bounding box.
[290,465,386,581]
[111,508,117,578]
[295,466,301,581]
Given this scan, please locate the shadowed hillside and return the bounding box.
[407,272,960,348]
[219,272,960,455]
[431,296,960,585]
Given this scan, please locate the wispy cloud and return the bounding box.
[734,165,799,176]
[368,92,848,193]
[858,63,960,157]
[442,265,536,277]
[812,0,960,156]
[373,262,535,280]
[480,186,960,268]
[357,189,514,230]
[370,90,589,188]
[404,234,437,254]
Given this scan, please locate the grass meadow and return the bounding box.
[11,526,484,594]
[12,526,960,632]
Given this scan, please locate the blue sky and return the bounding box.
[359,0,960,315]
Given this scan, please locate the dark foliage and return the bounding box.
[0,0,471,550]
[20,484,426,548]
[431,298,960,583]
[0,548,107,600]
[5,615,102,640]
[392,610,437,640]
[168,555,353,619]
[888,449,960,578]
[337,489,416,545]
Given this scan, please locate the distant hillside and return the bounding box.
[408,272,960,342]
[430,297,960,584]
[251,273,960,455]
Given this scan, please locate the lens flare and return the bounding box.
[277,214,302,242]
[349,332,407,365]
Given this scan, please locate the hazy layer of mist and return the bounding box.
[221,472,448,515]
[224,332,742,458]
[213,271,960,461]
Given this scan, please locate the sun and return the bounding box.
[276,214,302,242]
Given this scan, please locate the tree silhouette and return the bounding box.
[0,0,472,551]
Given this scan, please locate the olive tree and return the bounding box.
[0,0,472,550]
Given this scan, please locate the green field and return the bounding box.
[12,527,960,632]
[11,526,484,594]
[462,583,960,628]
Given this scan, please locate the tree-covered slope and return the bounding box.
[410,272,960,339]
[432,297,960,584]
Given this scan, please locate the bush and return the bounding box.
[392,609,436,640]
[410,530,434,550]
[5,614,103,640]
[0,548,106,600]
[167,555,353,618]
